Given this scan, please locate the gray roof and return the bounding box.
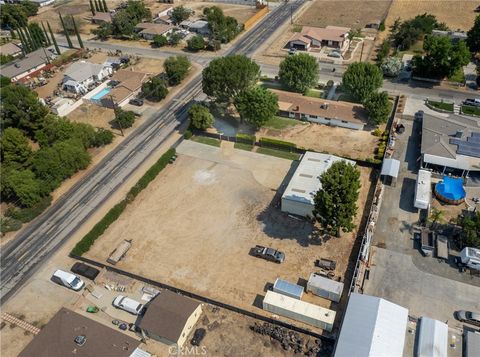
[189,20,209,29]
[421,114,480,159]
[64,61,106,83]
[381,158,400,178]
[0,48,51,79]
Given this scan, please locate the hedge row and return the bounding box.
[236,133,256,145]
[71,148,176,256]
[259,137,297,151]
[5,196,52,223]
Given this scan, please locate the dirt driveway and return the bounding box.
[85,140,373,332]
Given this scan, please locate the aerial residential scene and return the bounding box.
[0,0,480,356]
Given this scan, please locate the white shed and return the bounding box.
[306,273,344,302]
[273,278,304,300]
[281,152,355,217]
[263,291,335,331]
[414,169,432,210]
[416,317,448,357]
[334,293,409,357]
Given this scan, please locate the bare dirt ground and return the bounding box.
[85,140,373,333]
[258,123,379,161]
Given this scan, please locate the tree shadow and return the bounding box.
[405,119,421,172]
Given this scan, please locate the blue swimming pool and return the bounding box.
[435,176,466,204]
[92,87,111,101]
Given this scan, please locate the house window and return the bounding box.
[341,120,348,123]
[310,115,317,119]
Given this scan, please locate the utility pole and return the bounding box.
[110,95,124,136]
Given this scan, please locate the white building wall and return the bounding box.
[281,197,314,217]
[12,63,47,82]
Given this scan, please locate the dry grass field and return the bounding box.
[298,0,393,29]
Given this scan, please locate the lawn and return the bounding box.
[461,105,480,116]
[258,79,287,91]
[263,116,303,130]
[304,88,324,98]
[234,142,254,151]
[448,68,466,84]
[256,147,300,160]
[427,100,454,112]
[191,136,221,147]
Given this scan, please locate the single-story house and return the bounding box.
[180,20,210,36]
[0,42,22,57]
[135,23,174,40]
[19,308,144,357]
[92,12,112,24]
[137,289,202,347]
[432,29,468,43]
[63,61,112,94]
[287,25,350,52]
[100,69,149,107]
[420,113,480,176]
[0,48,53,82]
[272,89,367,130]
[154,7,174,24]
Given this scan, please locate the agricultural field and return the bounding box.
[85,140,374,332]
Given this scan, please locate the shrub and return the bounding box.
[141,76,168,101]
[188,104,214,130]
[164,56,191,86]
[152,34,168,48]
[115,109,136,129]
[92,128,114,146]
[187,35,205,52]
[260,137,297,151]
[0,216,22,234]
[236,133,256,145]
[5,195,52,223]
[184,130,193,139]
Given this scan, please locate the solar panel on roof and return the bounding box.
[450,137,480,158]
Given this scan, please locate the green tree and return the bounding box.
[428,207,445,229]
[169,32,182,46]
[234,87,278,128]
[164,56,191,86]
[0,54,14,65]
[364,91,392,125]
[111,10,136,37]
[278,53,319,93]
[59,13,73,48]
[115,109,136,129]
[171,6,191,24]
[17,28,31,53]
[98,0,105,12]
[0,85,49,136]
[457,212,480,249]
[25,26,38,50]
[202,55,260,103]
[467,15,480,53]
[187,35,205,52]
[124,0,151,22]
[188,104,214,130]
[152,34,168,47]
[392,13,448,50]
[0,76,11,88]
[91,22,113,40]
[19,1,39,16]
[29,22,47,47]
[203,6,240,43]
[102,0,108,12]
[34,115,98,148]
[141,77,169,101]
[0,128,32,168]
[71,16,84,49]
[47,21,60,55]
[0,4,28,29]
[313,161,361,236]
[376,39,390,63]
[41,22,51,46]
[92,128,114,147]
[342,62,383,102]
[94,0,101,12]
[89,0,96,16]
[1,169,46,208]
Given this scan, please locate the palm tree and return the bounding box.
[429,207,445,229]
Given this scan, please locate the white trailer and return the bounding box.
[460,247,480,271]
[306,273,344,302]
[263,290,335,331]
[273,278,304,300]
[414,170,432,210]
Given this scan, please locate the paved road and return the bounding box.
[0,0,305,303]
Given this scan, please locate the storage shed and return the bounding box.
[465,331,480,357]
[380,158,400,186]
[273,278,304,300]
[416,317,448,357]
[281,152,355,217]
[334,293,408,357]
[306,273,344,302]
[414,169,432,210]
[263,291,335,331]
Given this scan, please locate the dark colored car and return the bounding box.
[455,310,480,327]
[191,328,206,346]
[251,245,285,264]
[71,262,100,281]
[129,98,144,106]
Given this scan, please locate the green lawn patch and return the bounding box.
[256,147,300,160]
[234,142,254,151]
[448,68,465,84]
[263,116,302,130]
[461,105,480,116]
[304,88,323,98]
[427,100,454,112]
[259,79,286,90]
[191,136,221,147]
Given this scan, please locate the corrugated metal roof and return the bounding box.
[416,317,448,357]
[380,158,400,178]
[307,273,343,295]
[334,293,408,357]
[273,278,304,299]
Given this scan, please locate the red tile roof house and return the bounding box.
[287,26,351,52]
[272,89,368,130]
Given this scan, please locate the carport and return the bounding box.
[380,158,400,186]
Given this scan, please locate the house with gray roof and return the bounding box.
[421,113,480,176]
[62,61,112,94]
[0,48,53,82]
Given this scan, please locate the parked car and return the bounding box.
[288,48,297,55]
[71,262,100,281]
[129,98,144,106]
[251,245,285,263]
[112,296,144,315]
[191,328,206,346]
[51,270,85,291]
[455,310,480,327]
[328,51,341,58]
[463,98,480,107]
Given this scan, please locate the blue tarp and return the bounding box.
[435,176,466,201]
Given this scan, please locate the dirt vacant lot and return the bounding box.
[86,140,373,332]
[298,0,393,29]
[258,123,379,161]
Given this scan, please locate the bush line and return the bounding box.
[71,148,176,256]
[259,137,297,151]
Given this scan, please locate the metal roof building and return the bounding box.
[273,278,304,299]
[465,331,480,357]
[281,152,355,217]
[416,317,448,357]
[334,293,409,357]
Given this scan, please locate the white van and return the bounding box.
[112,295,144,315]
[51,270,85,291]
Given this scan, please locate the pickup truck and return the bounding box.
[251,245,285,264]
